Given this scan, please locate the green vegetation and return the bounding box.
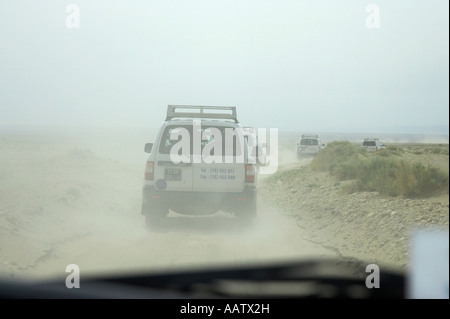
[403,145,449,156]
[431,147,442,154]
[310,141,364,173]
[377,146,404,157]
[310,141,449,198]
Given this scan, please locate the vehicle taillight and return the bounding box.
[144,161,154,180]
[245,164,256,183]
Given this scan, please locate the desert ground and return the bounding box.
[0,128,448,284]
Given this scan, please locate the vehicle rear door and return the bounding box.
[153,125,194,191]
[192,125,246,193]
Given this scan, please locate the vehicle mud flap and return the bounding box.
[235,193,257,225]
[145,213,164,228]
[142,202,168,228]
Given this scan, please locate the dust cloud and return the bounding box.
[0,127,332,281]
[1,127,447,281]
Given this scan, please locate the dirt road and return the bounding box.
[0,133,336,281]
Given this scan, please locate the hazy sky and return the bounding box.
[0,1,448,132]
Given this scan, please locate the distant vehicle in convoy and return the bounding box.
[297,134,324,159]
[141,105,257,227]
[361,138,385,152]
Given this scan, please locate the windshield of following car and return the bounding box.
[0,1,448,299]
[300,139,319,146]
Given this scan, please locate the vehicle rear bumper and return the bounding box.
[141,185,257,215]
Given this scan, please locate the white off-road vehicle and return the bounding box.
[361,138,385,153]
[297,134,323,159]
[141,105,257,227]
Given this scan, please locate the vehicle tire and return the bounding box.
[144,208,168,229]
[236,201,257,225]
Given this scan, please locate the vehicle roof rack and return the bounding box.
[166,105,238,122]
[364,138,379,141]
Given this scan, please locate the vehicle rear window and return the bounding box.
[158,125,244,156]
[363,141,376,146]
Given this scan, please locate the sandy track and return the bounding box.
[0,135,336,281]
